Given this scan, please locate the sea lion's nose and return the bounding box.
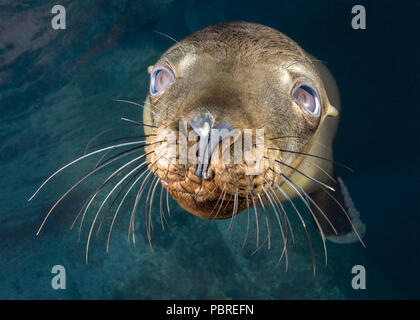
[188,113,215,179]
[188,113,233,179]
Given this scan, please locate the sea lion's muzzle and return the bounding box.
[144,108,268,219]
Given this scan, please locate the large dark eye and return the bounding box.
[150,66,174,96]
[291,82,320,117]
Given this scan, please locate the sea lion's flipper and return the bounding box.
[309,176,366,244]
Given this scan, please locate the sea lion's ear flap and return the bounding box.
[308,176,366,245]
[147,65,154,74]
[326,104,339,117]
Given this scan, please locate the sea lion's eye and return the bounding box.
[291,82,320,117]
[150,66,175,96]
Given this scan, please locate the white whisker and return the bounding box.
[28,140,147,201]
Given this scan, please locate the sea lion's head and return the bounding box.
[143,22,338,219]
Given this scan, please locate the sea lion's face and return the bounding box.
[144,23,337,219]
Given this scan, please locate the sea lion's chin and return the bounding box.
[160,165,251,220]
[168,186,248,220]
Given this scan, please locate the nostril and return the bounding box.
[202,168,214,180]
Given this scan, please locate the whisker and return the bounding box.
[159,160,173,230]
[85,134,158,156]
[129,169,154,246]
[269,174,316,275]
[137,171,157,249]
[106,162,154,252]
[69,147,150,231]
[264,156,335,192]
[130,167,155,243]
[166,184,171,218]
[120,117,157,129]
[310,58,327,64]
[214,188,228,219]
[276,167,338,235]
[77,152,152,239]
[153,30,190,55]
[148,177,160,232]
[249,195,271,255]
[307,160,337,184]
[267,165,325,270]
[228,187,239,233]
[85,160,148,263]
[270,184,295,243]
[37,147,150,236]
[267,147,353,172]
[268,188,290,270]
[147,177,161,245]
[29,140,148,201]
[81,136,158,166]
[261,185,288,267]
[84,123,139,153]
[260,175,295,244]
[128,158,161,247]
[93,149,113,169]
[159,183,168,230]
[269,135,300,141]
[266,177,304,269]
[95,167,142,237]
[259,188,274,250]
[113,99,158,117]
[275,170,329,267]
[207,182,226,218]
[256,193,265,213]
[247,178,260,249]
[265,214,271,250]
[241,194,251,251]
[87,136,157,168]
[228,171,244,234]
[220,192,234,215]
[284,61,299,70]
[272,189,295,245]
[97,135,157,147]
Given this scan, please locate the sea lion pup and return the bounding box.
[29,22,365,266]
[142,21,365,246]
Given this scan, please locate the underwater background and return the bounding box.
[0,0,418,299]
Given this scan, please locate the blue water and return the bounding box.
[0,0,418,299]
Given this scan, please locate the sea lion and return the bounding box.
[30,21,365,266]
[142,22,365,245]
